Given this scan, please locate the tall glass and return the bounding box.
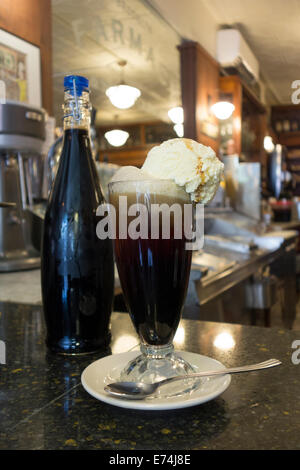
[109,179,196,394]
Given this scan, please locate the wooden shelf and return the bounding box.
[96,121,177,166]
[219,75,267,161]
[277,132,300,147]
[98,144,154,167]
[271,105,300,148]
[277,131,300,138]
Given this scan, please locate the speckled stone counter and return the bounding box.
[0,301,299,450]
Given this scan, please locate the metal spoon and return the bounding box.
[104,358,281,400]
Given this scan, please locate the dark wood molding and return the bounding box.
[272,104,300,112]
[177,42,197,140]
[178,40,220,153]
[178,40,219,68]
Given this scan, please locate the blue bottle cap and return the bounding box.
[64,75,89,96]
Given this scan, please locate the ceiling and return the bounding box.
[52,0,181,127]
[206,0,300,104]
[52,0,300,127]
[150,0,300,105]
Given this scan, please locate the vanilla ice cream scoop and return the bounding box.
[142,138,224,203]
[110,165,153,183]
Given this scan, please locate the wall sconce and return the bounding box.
[211,101,235,120]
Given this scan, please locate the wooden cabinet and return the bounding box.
[219,75,267,164]
[271,105,300,195]
[271,105,300,146]
[178,41,267,164]
[97,121,177,167]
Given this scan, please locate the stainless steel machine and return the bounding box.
[0,101,46,271]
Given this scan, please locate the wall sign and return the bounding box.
[0,29,41,108]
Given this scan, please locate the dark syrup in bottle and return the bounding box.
[41,75,114,354]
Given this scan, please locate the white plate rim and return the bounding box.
[81,351,231,411]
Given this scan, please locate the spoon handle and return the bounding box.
[159,358,281,387]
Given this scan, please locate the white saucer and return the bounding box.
[81,351,231,410]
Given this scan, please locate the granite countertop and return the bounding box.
[0,267,122,305]
[0,301,299,450]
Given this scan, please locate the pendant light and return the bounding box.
[173,123,184,137]
[104,129,129,147]
[168,106,184,137]
[104,115,130,147]
[105,60,141,110]
[168,106,184,125]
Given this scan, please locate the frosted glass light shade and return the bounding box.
[264,136,275,153]
[168,106,184,124]
[105,84,141,109]
[104,129,129,147]
[211,101,235,120]
[174,123,184,137]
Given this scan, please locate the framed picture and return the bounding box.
[0,28,41,108]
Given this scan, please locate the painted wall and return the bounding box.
[0,0,53,114]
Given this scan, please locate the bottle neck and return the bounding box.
[63,89,91,131]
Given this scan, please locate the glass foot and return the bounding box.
[119,343,201,398]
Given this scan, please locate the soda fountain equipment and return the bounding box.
[0,101,46,271]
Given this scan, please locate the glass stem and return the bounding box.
[140,343,174,359]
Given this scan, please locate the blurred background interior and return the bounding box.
[1,0,300,330]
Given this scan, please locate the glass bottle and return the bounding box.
[41,75,114,354]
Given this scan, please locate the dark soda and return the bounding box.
[110,185,191,346]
